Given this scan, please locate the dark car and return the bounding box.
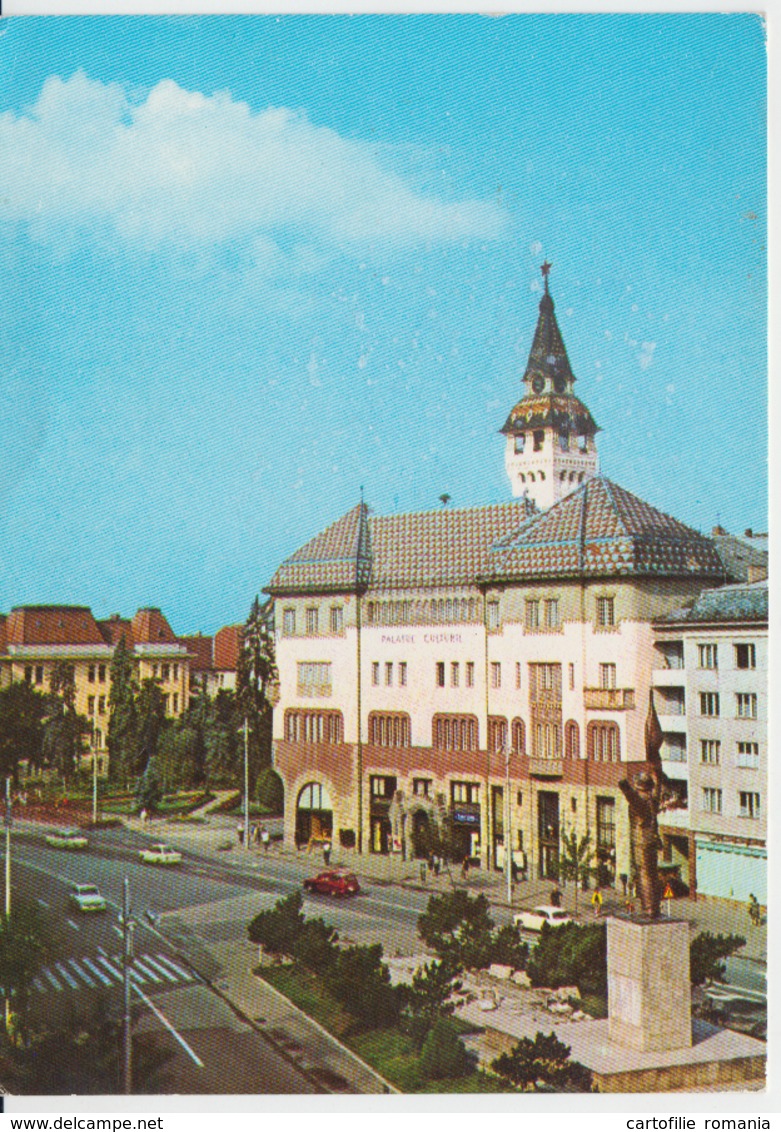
[303,870,361,897]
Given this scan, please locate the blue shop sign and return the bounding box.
[453,807,481,826]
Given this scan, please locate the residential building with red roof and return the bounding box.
[265,267,738,890]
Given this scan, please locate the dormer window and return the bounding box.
[514,433,526,454]
[577,435,588,452]
[559,431,569,452]
[533,431,545,452]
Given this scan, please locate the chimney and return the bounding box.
[711,525,727,537]
[744,528,753,539]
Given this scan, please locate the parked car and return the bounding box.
[513,905,574,932]
[45,828,88,851]
[303,870,361,897]
[69,883,107,913]
[139,843,183,866]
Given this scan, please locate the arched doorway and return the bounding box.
[411,809,432,859]
[296,782,333,848]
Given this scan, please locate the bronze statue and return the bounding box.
[618,691,683,917]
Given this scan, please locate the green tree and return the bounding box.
[526,921,607,997]
[0,899,53,1040]
[0,681,48,779]
[205,689,243,785]
[292,917,339,973]
[401,958,463,1048]
[135,756,164,813]
[491,1031,594,1092]
[247,892,306,956]
[256,766,284,813]
[490,924,530,971]
[135,678,166,773]
[107,636,138,786]
[690,931,746,986]
[326,943,401,1031]
[236,596,278,781]
[419,1018,473,1080]
[559,831,597,914]
[43,662,91,785]
[417,891,496,971]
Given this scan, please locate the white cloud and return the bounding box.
[637,341,657,370]
[1,71,506,262]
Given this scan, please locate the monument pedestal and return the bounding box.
[607,916,691,1052]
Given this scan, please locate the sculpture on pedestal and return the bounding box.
[618,691,683,918]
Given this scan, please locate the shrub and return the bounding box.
[400,958,463,1048]
[326,943,402,1031]
[417,891,496,970]
[419,1018,473,1081]
[491,924,529,971]
[526,922,607,997]
[247,892,305,955]
[255,767,284,814]
[690,931,746,985]
[292,917,339,973]
[491,1031,594,1092]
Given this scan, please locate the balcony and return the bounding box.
[652,667,686,688]
[658,714,687,734]
[583,688,635,711]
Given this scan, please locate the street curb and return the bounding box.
[253,967,399,1094]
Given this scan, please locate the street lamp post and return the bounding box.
[122,877,135,1095]
[503,747,512,907]
[92,731,99,826]
[4,777,11,1032]
[243,718,250,851]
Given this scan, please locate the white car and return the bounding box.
[46,828,88,850]
[139,843,183,866]
[513,905,573,932]
[69,883,107,913]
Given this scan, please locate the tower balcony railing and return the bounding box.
[583,687,636,711]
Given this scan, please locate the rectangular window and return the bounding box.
[664,734,687,762]
[697,643,718,669]
[465,662,475,688]
[98,696,106,715]
[451,781,480,805]
[330,606,343,634]
[173,693,179,712]
[568,663,575,690]
[87,696,95,715]
[152,664,159,679]
[173,664,178,681]
[700,692,720,717]
[739,791,760,820]
[490,662,501,689]
[702,787,722,814]
[161,664,170,682]
[525,600,540,629]
[371,662,380,686]
[399,662,407,687]
[737,741,760,769]
[515,662,522,691]
[533,430,544,452]
[540,664,555,691]
[306,607,319,636]
[558,431,569,452]
[370,775,396,799]
[735,643,756,670]
[413,778,432,798]
[544,599,559,628]
[700,739,721,765]
[24,666,32,683]
[599,663,616,690]
[283,608,296,636]
[487,600,500,630]
[297,662,332,698]
[596,597,615,627]
[514,433,526,454]
[451,662,460,688]
[436,662,445,688]
[88,666,96,683]
[98,664,106,683]
[94,730,102,750]
[736,693,757,719]
[385,662,394,687]
[35,666,44,685]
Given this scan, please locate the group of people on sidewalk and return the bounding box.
[236,822,272,851]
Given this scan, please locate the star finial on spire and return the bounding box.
[541,261,552,293]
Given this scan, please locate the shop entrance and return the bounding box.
[296,782,333,848]
[411,810,432,859]
[538,790,560,880]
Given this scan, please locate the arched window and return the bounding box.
[565,720,580,759]
[539,471,546,481]
[560,471,567,481]
[368,712,411,748]
[511,717,526,755]
[488,716,508,753]
[528,472,536,483]
[433,714,479,752]
[587,721,620,762]
[297,782,332,812]
[285,710,343,745]
[578,472,585,483]
[519,473,526,484]
[569,471,576,482]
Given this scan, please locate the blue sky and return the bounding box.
[0,14,767,633]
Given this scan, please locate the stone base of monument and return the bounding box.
[607,915,691,1052]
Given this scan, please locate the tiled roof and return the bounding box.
[214,624,242,671]
[483,477,724,582]
[267,497,538,594]
[662,580,768,624]
[131,608,177,644]
[179,634,214,673]
[501,392,597,437]
[98,617,134,647]
[267,503,372,594]
[6,606,105,646]
[711,533,768,583]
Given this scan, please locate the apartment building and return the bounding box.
[653,580,767,902]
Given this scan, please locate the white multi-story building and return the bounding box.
[653,580,767,903]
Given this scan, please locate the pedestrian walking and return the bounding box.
[236,822,244,846]
[619,873,628,897]
[420,861,428,885]
[260,825,270,853]
[139,808,148,825]
[322,839,332,866]
[591,887,603,917]
[748,893,762,927]
[550,886,562,908]
[461,856,470,882]
[433,853,441,878]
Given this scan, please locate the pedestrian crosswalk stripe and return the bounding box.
[54,963,79,990]
[97,955,123,981]
[68,959,95,987]
[142,955,178,982]
[43,968,63,991]
[81,957,113,987]
[132,959,162,983]
[154,953,191,980]
[32,977,45,993]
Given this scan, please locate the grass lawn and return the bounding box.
[259,963,513,1093]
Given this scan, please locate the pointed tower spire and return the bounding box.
[500,263,600,509]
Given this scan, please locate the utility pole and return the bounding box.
[122,877,135,1095]
[4,777,11,1032]
[92,732,99,826]
[504,748,512,907]
[243,718,250,851]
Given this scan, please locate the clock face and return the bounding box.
[532,376,545,394]
[554,376,567,394]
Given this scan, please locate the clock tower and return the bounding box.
[501,262,600,509]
